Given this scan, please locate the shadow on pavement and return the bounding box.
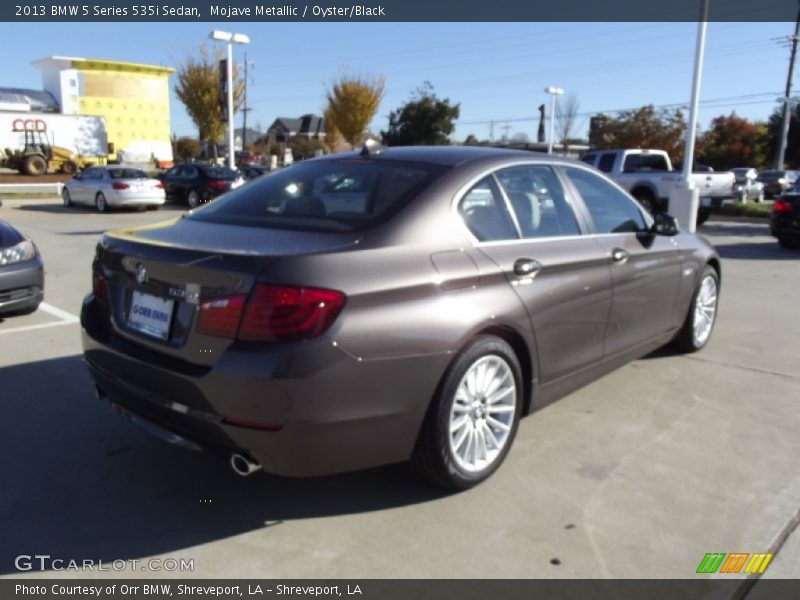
[699,221,771,238]
[712,240,799,261]
[0,355,447,574]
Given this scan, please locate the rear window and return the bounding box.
[108,169,148,179]
[198,165,238,179]
[188,158,447,232]
[622,153,669,172]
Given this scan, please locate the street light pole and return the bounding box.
[775,4,800,170]
[544,87,564,154]
[209,30,250,170]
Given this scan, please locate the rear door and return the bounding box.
[561,166,683,357]
[458,164,612,382]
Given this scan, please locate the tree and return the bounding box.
[766,103,800,168]
[175,44,244,151]
[381,82,460,146]
[464,134,480,146]
[698,113,770,170]
[174,137,201,162]
[555,93,581,150]
[322,104,342,153]
[511,132,531,144]
[589,105,687,161]
[323,73,385,149]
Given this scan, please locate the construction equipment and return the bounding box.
[2,130,86,176]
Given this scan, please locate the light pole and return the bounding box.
[209,29,250,170]
[544,87,564,154]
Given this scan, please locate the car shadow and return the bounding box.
[698,221,771,238]
[0,355,448,574]
[712,241,799,261]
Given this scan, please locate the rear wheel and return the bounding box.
[62,188,72,207]
[95,192,108,213]
[778,237,796,249]
[673,265,719,353]
[412,335,523,490]
[187,189,200,209]
[61,160,78,175]
[23,155,47,176]
[632,188,657,215]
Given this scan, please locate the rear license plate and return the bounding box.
[128,291,174,340]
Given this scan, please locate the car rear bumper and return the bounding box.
[0,256,44,314]
[80,293,445,477]
[108,192,166,207]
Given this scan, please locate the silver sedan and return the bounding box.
[63,166,166,212]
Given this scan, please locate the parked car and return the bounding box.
[0,219,43,315]
[239,165,270,181]
[159,163,244,208]
[756,169,800,199]
[730,168,765,203]
[771,186,800,248]
[235,151,262,166]
[580,149,735,221]
[81,146,721,489]
[63,166,165,212]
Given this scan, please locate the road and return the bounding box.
[1,198,798,580]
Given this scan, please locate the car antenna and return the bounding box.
[360,139,386,158]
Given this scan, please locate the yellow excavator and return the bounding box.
[2,130,87,176]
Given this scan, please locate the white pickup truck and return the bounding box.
[580,149,735,216]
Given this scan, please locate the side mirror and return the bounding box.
[652,212,679,236]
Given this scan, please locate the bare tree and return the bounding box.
[555,93,581,152]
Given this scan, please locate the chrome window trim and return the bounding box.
[452,159,592,247]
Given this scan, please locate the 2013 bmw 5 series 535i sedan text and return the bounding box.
[81,145,721,489]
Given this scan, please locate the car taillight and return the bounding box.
[93,270,108,303]
[112,182,129,190]
[196,295,246,338]
[208,179,227,190]
[196,284,346,341]
[774,199,793,213]
[154,182,164,189]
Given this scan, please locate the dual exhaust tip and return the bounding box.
[230,453,262,477]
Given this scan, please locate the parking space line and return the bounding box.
[0,302,80,336]
[39,302,80,323]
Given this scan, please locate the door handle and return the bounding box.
[513,258,542,276]
[611,248,629,264]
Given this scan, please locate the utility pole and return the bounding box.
[241,53,254,152]
[489,121,495,143]
[501,123,511,142]
[775,4,800,170]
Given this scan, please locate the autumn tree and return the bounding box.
[698,113,770,170]
[175,44,244,152]
[323,73,386,149]
[589,105,687,161]
[381,83,460,146]
[322,104,342,153]
[174,137,201,162]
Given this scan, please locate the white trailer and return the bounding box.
[0,112,107,157]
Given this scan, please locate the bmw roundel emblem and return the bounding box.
[136,263,148,285]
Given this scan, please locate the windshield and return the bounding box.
[199,165,238,179]
[188,158,447,232]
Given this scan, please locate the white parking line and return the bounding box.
[0,302,80,336]
[39,302,80,323]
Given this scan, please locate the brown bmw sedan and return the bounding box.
[81,146,720,489]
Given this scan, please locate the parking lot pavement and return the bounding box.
[1,199,798,580]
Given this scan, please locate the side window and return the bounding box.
[597,153,616,173]
[580,153,596,166]
[458,177,518,242]
[495,165,581,238]
[185,166,198,178]
[564,167,648,234]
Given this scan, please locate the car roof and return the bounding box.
[316,145,568,167]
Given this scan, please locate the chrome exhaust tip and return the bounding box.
[230,453,262,477]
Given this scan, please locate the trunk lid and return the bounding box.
[96,216,362,366]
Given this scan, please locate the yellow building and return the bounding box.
[32,56,174,164]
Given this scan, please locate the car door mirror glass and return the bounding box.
[652,212,679,236]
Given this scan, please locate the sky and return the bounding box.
[1,21,797,143]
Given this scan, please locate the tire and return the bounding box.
[673,265,719,353]
[61,160,77,175]
[632,189,658,215]
[146,205,160,211]
[95,192,108,213]
[62,188,72,207]
[778,237,796,249]
[412,335,523,490]
[23,155,47,176]
[187,189,200,209]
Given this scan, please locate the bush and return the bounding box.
[721,202,772,219]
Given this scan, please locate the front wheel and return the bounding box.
[62,188,72,207]
[412,335,523,490]
[673,265,719,352]
[187,189,200,209]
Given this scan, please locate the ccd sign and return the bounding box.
[12,118,47,132]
